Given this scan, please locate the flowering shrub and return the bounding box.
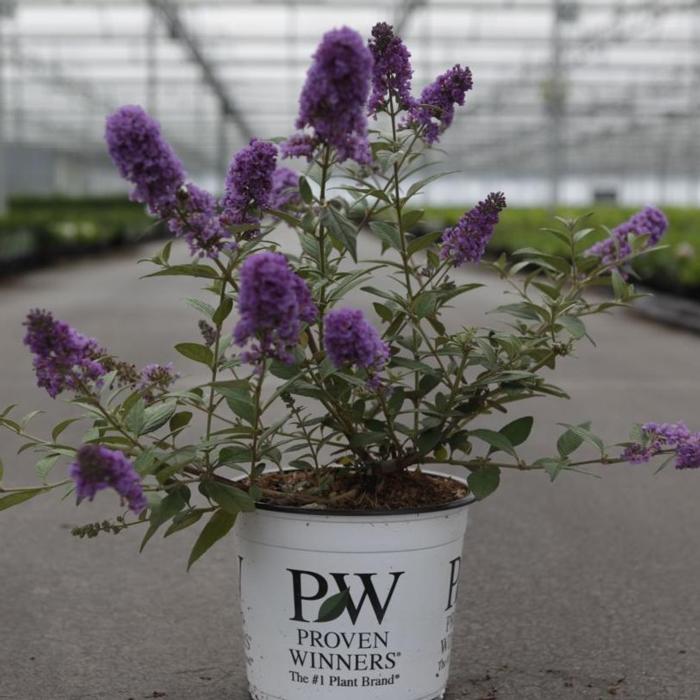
[0,24,696,569]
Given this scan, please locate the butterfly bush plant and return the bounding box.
[1,23,697,568]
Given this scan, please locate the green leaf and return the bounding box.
[611,269,627,299]
[401,209,424,230]
[406,171,454,199]
[219,446,253,464]
[373,302,394,323]
[169,411,193,432]
[144,263,219,280]
[187,508,238,571]
[494,303,544,321]
[164,509,205,537]
[498,417,534,449]
[327,267,382,304]
[139,491,188,551]
[0,488,48,511]
[134,449,159,476]
[369,221,402,252]
[416,427,443,455]
[324,207,358,262]
[213,297,233,326]
[414,378,439,402]
[467,466,501,500]
[35,454,60,481]
[299,176,314,204]
[219,387,256,425]
[654,453,676,475]
[557,422,589,458]
[205,481,256,514]
[413,292,438,319]
[185,297,215,319]
[159,240,173,263]
[175,343,214,368]
[434,445,448,461]
[51,418,80,442]
[155,446,197,483]
[141,402,177,435]
[557,423,605,454]
[125,398,146,435]
[349,432,387,448]
[470,429,517,458]
[407,230,441,256]
[535,457,567,482]
[558,315,586,339]
[316,588,350,623]
[268,208,303,228]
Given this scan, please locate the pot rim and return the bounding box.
[252,468,477,517]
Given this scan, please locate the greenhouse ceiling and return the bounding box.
[0,0,699,203]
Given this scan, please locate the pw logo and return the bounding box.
[287,569,404,625]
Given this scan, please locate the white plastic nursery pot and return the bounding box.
[235,474,473,700]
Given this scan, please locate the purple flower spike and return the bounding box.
[280,133,318,161]
[622,421,700,469]
[368,22,414,114]
[234,252,317,365]
[70,444,147,514]
[676,436,700,470]
[169,184,230,259]
[408,64,473,143]
[139,362,179,404]
[270,168,302,211]
[105,105,186,216]
[23,309,106,398]
[222,139,278,233]
[294,27,373,164]
[324,308,389,382]
[440,192,507,266]
[588,206,669,266]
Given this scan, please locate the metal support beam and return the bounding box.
[394,0,425,35]
[148,0,253,142]
[217,104,228,182]
[0,1,13,215]
[146,8,158,116]
[15,0,700,10]
[546,0,566,209]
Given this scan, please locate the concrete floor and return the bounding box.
[1,238,699,700]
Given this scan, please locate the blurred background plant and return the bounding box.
[1,1,700,299]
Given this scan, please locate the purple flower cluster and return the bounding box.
[408,65,473,144]
[280,132,317,161]
[221,139,278,233]
[622,421,700,469]
[70,444,147,514]
[269,168,302,211]
[169,184,230,258]
[368,22,414,114]
[292,27,373,164]
[234,252,317,365]
[106,105,236,259]
[139,362,178,404]
[588,206,669,265]
[324,308,389,382]
[440,192,507,266]
[199,319,217,347]
[23,309,105,398]
[105,105,185,216]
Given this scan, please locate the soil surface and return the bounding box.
[254,467,469,510]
